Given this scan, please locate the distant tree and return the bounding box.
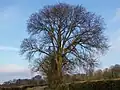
[94,69,103,80]
[32,75,42,80]
[2,75,45,86]
[110,64,120,78]
[103,68,112,79]
[20,3,108,90]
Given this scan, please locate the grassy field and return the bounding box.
[27,86,47,90]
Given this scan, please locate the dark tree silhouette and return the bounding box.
[20,3,108,89]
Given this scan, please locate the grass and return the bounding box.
[27,86,48,90]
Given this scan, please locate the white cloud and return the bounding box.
[0,64,39,83]
[0,46,19,51]
[112,8,120,23]
[0,64,32,84]
[0,64,29,73]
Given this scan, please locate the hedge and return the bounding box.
[69,79,120,90]
[1,79,120,90]
[0,85,35,90]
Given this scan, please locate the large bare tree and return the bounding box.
[20,3,108,90]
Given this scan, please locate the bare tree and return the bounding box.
[20,3,108,90]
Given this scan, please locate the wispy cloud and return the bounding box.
[0,46,19,51]
[110,29,120,51]
[111,8,120,23]
[107,8,120,52]
[100,8,120,68]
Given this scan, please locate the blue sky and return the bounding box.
[0,0,120,83]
